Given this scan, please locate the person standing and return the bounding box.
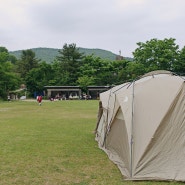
[37,95,42,106]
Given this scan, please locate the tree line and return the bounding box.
[1,38,185,99]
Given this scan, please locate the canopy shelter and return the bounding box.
[44,86,81,100]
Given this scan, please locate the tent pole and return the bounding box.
[130,80,135,178]
[112,82,130,93]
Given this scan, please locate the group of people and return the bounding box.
[36,93,93,105]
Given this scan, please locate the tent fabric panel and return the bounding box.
[97,83,130,148]
[133,84,185,181]
[106,93,117,129]
[132,75,184,169]
[105,108,130,177]
[116,85,133,150]
[99,84,126,109]
[96,93,117,146]
[95,107,108,147]
[100,90,111,109]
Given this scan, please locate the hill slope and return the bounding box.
[10,47,132,63]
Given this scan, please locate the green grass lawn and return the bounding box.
[0,100,183,185]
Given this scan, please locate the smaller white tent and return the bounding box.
[95,70,185,181]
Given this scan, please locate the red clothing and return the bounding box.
[38,96,42,103]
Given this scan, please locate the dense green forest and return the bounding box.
[1,38,185,100]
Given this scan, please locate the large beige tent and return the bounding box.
[95,70,185,181]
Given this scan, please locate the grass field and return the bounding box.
[0,100,183,185]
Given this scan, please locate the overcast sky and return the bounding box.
[1,0,185,57]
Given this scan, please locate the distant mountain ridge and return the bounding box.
[10,47,132,63]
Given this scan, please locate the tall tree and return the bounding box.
[0,46,9,63]
[77,75,95,92]
[79,55,130,86]
[0,47,20,99]
[133,38,179,72]
[56,43,84,85]
[25,62,54,95]
[119,62,146,82]
[16,49,40,78]
[174,46,185,74]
